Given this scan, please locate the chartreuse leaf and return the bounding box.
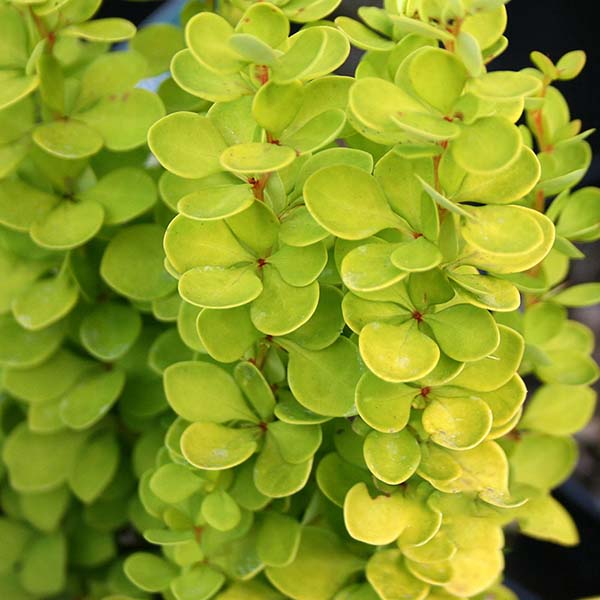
[253,81,304,136]
[268,421,322,464]
[124,552,177,593]
[198,305,261,363]
[236,3,290,47]
[149,463,202,504]
[266,527,364,600]
[283,0,342,23]
[131,23,184,77]
[80,167,157,225]
[229,34,278,67]
[62,18,136,42]
[101,224,176,301]
[391,237,443,272]
[449,272,521,312]
[254,435,313,498]
[422,395,493,450]
[449,324,524,391]
[180,265,263,310]
[221,143,297,174]
[0,315,64,368]
[557,50,586,80]
[364,429,421,484]
[551,283,600,307]
[341,242,407,293]
[250,268,319,336]
[520,384,596,435]
[305,166,404,240]
[202,490,241,531]
[186,12,245,74]
[476,375,527,428]
[12,271,78,331]
[366,550,430,600]
[283,337,364,417]
[257,512,301,567]
[451,116,521,173]
[510,433,577,490]
[30,198,104,250]
[344,483,405,545]
[171,49,252,103]
[181,422,258,470]
[355,372,417,433]
[274,391,331,426]
[516,494,579,546]
[281,109,346,155]
[164,361,258,423]
[0,179,58,232]
[33,119,103,159]
[80,302,142,360]
[20,532,66,596]
[148,112,227,179]
[68,430,119,503]
[178,179,255,221]
[2,424,84,492]
[359,320,440,383]
[59,366,126,429]
[235,361,276,421]
[335,17,393,51]
[316,453,371,507]
[171,565,226,600]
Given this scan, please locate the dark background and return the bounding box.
[99,1,600,598]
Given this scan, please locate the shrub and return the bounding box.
[0,0,598,599]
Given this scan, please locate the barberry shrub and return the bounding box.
[0,0,599,599]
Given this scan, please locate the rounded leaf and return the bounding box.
[220,143,296,174]
[363,429,421,484]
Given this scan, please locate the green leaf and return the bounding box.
[257,512,301,567]
[180,265,263,309]
[425,304,500,362]
[250,268,319,336]
[364,429,421,484]
[0,5,29,69]
[266,527,364,600]
[220,143,297,174]
[253,81,304,135]
[268,421,322,464]
[101,224,176,301]
[283,337,365,417]
[316,452,371,507]
[282,109,346,155]
[171,565,225,600]
[202,490,241,531]
[521,384,596,435]
[148,112,227,179]
[80,167,157,226]
[283,0,342,23]
[367,550,430,600]
[344,483,406,545]
[62,18,136,42]
[422,395,493,450]
[124,552,177,593]
[269,243,327,287]
[59,367,126,429]
[179,180,255,221]
[12,272,78,331]
[80,302,142,361]
[359,320,440,383]
[551,283,600,307]
[68,430,119,503]
[356,372,416,433]
[30,200,104,250]
[516,494,579,546]
[469,71,541,100]
[254,435,313,498]
[274,391,331,425]
[449,272,521,312]
[149,463,202,504]
[2,424,84,492]
[416,175,474,220]
[165,361,258,423]
[0,74,39,111]
[186,12,245,74]
[33,118,104,159]
[305,165,403,240]
[451,116,521,173]
[181,422,258,470]
[229,34,278,66]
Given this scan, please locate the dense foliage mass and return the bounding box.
[0,0,599,598]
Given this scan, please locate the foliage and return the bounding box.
[0,0,598,599]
